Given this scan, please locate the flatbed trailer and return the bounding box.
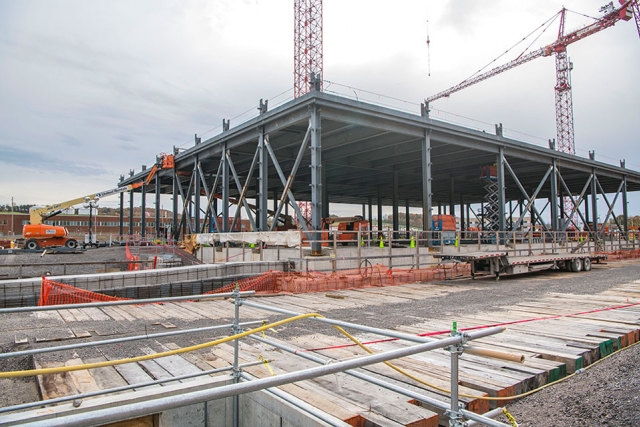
[434,251,607,280]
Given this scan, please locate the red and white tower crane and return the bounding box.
[425,1,639,156]
[294,0,323,98]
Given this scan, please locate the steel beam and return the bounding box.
[226,153,257,232]
[591,169,599,240]
[172,172,179,239]
[230,149,259,232]
[596,178,625,238]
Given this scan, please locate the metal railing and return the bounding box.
[0,291,510,427]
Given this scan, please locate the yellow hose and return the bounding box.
[0,313,322,379]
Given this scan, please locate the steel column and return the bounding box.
[405,198,410,234]
[449,175,455,218]
[368,195,373,224]
[549,159,559,232]
[141,182,146,238]
[422,130,432,235]
[128,190,134,236]
[155,172,161,239]
[310,104,323,254]
[258,128,268,231]
[172,172,179,239]
[591,169,599,240]
[221,141,229,232]
[393,168,399,238]
[377,185,383,235]
[497,147,506,231]
[623,175,629,236]
[119,192,124,238]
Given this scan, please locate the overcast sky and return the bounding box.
[0,0,638,218]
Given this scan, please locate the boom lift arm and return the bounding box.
[30,153,175,225]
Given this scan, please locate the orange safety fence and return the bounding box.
[125,241,141,271]
[599,248,640,261]
[206,263,471,296]
[39,277,133,306]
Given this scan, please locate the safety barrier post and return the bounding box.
[446,321,465,427]
[388,230,393,269]
[477,230,481,250]
[232,285,242,427]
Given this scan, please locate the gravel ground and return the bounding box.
[1,253,639,425]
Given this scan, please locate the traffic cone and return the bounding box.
[410,235,415,248]
[379,235,384,248]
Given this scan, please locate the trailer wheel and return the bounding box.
[570,258,583,272]
[25,239,39,250]
[65,239,78,249]
[582,257,592,272]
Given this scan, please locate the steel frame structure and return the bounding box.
[120,90,640,252]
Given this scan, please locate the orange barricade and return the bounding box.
[204,264,471,296]
[39,277,133,306]
[125,242,140,271]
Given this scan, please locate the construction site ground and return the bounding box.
[0,247,639,426]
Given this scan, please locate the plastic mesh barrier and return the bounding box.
[600,248,640,261]
[39,277,133,306]
[205,263,471,295]
[125,241,140,271]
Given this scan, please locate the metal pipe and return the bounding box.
[0,290,256,314]
[240,373,347,427]
[464,346,525,364]
[248,335,511,427]
[4,327,505,427]
[241,300,441,344]
[0,321,263,360]
[0,360,265,415]
[450,341,461,426]
[466,407,508,427]
[232,288,241,427]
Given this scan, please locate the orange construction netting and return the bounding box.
[206,263,471,295]
[39,277,133,306]
[125,241,141,271]
[599,248,640,261]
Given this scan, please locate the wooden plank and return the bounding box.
[84,357,129,391]
[113,363,159,390]
[34,360,76,400]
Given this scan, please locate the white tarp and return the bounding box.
[195,230,302,247]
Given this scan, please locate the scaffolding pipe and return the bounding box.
[0,290,256,314]
[248,335,511,427]
[241,300,440,343]
[0,321,263,360]
[242,300,524,363]
[464,346,525,364]
[0,360,266,415]
[466,407,509,427]
[5,327,505,427]
[240,373,347,427]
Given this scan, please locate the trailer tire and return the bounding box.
[65,239,78,249]
[570,258,583,272]
[582,257,592,271]
[25,239,39,250]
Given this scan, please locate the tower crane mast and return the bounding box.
[425,1,639,156]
